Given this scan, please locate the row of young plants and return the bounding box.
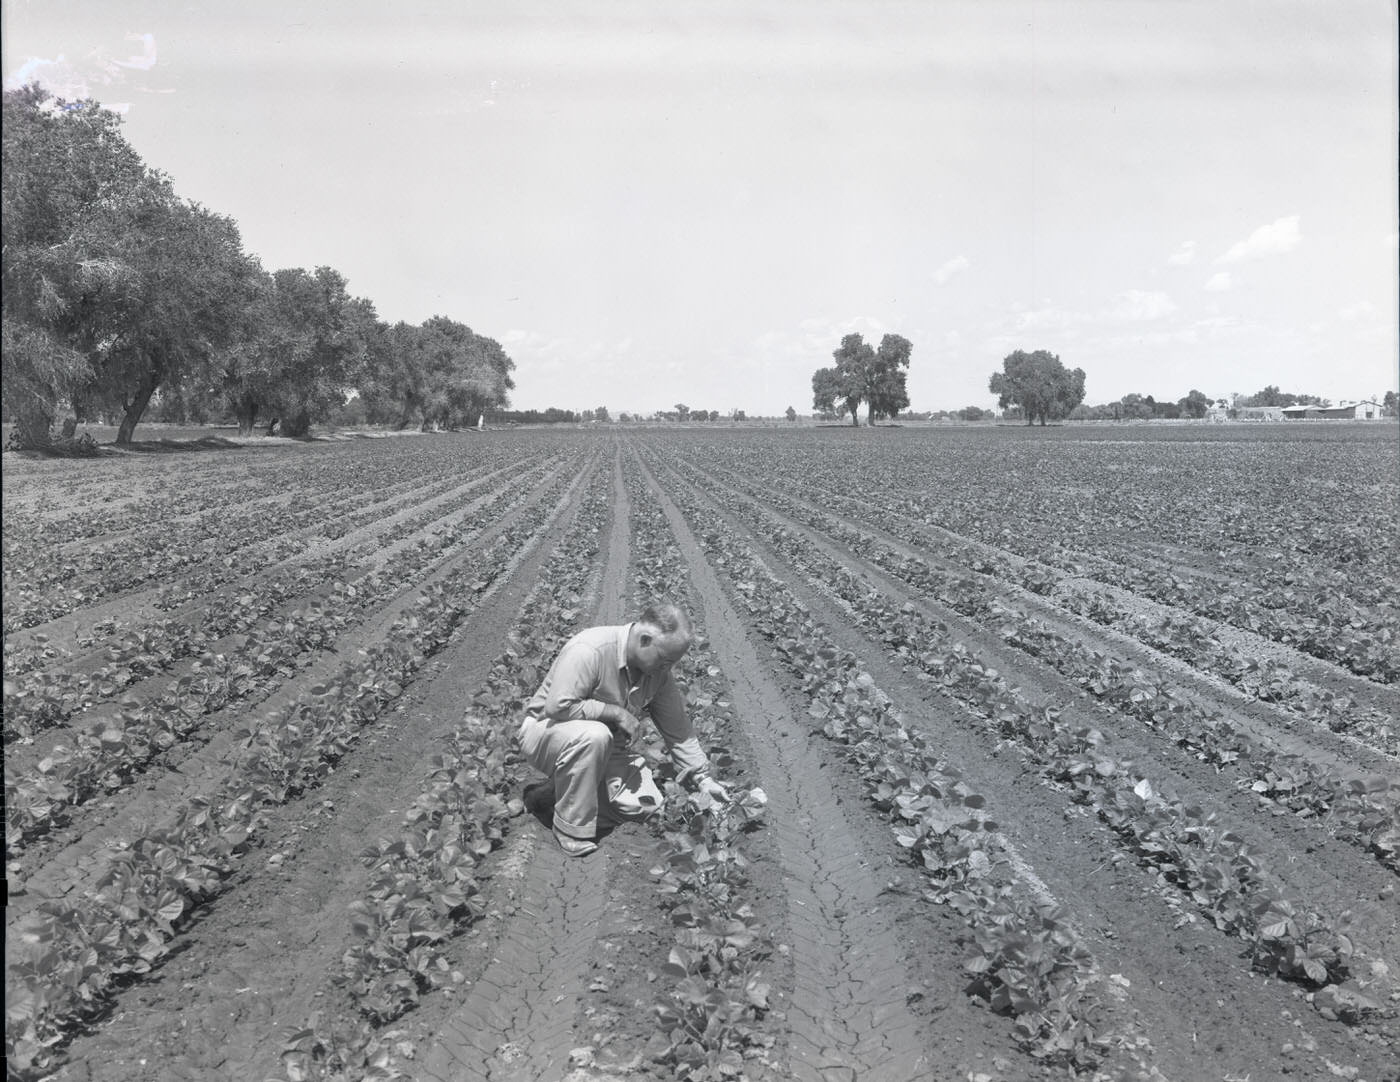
[647,455,1390,1026]
[623,463,778,1081]
[4,465,584,866]
[4,460,375,639]
[8,455,551,695]
[4,551,355,732]
[815,433,1397,621]
[4,458,562,739]
[4,471,586,1078]
[666,457,1399,874]
[1055,585,1396,755]
[278,465,613,1081]
[675,436,1398,684]
[684,452,1390,747]
[1,433,512,553]
[641,459,1116,1071]
[2,441,553,632]
[1060,547,1398,685]
[8,451,548,641]
[148,456,558,614]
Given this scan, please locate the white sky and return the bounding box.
[4,0,1397,416]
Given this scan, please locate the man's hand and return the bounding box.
[610,711,641,745]
[696,775,730,803]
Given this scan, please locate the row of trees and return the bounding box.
[1068,389,1212,421]
[1239,386,1326,408]
[809,341,1090,428]
[2,87,514,448]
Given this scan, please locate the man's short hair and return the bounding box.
[638,602,692,645]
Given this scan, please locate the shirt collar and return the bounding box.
[615,622,634,678]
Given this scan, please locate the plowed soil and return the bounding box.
[5,423,1397,1082]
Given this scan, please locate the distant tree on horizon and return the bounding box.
[811,332,912,425]
[1178,389,1210,418]
[988,350,1086,426]
[1241,385,1325,408]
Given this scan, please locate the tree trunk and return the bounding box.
[234,396,258,436]
[11,403,54,450]
[115,379,159,445]
[282,409,312,438]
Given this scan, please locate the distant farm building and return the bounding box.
[1236,405,1285,421]
[1282,401,1383,420]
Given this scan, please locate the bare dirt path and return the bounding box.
[639,452,937,1081]
[413,444,630,1081]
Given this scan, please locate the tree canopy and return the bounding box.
[357,316,514,431]
[2,87,167,445]
[811,332,912,425]
[988,350,1086,426]
[86,199,260,443]
[3,84,517,448]
[1240,385,1324,408]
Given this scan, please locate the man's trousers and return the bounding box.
[518,716,662,839]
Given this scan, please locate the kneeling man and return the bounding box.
[518,602,730,856]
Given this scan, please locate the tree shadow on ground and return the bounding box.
[110,436,252,454]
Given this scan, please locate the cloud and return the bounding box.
[1112,290,1176,321]
[933,256,969,285]
[1012,304,1083,333]
[745,316,888,372]
[3,54,61,92]
[1006,291,1174,335]
[1204,272,1232,292]
[1217,215,1301,263]
[113,33,157,72]
[3,32,161,107]
[1167,241,1196,266]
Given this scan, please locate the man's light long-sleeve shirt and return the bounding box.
[523,623,709,775]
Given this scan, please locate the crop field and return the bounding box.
[4,422,1398,1082]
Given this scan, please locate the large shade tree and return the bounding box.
[216,266,380,436]
[2,87,159,446]
[4,85,260,446]
[359,316,514,430]
[988,349,1086,426]
[811,332,912,425]
[78,198,259,443]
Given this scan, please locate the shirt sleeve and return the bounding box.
[647,672,710,775]
[538,641,612,722]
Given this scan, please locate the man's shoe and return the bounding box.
[553,827,597,857]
